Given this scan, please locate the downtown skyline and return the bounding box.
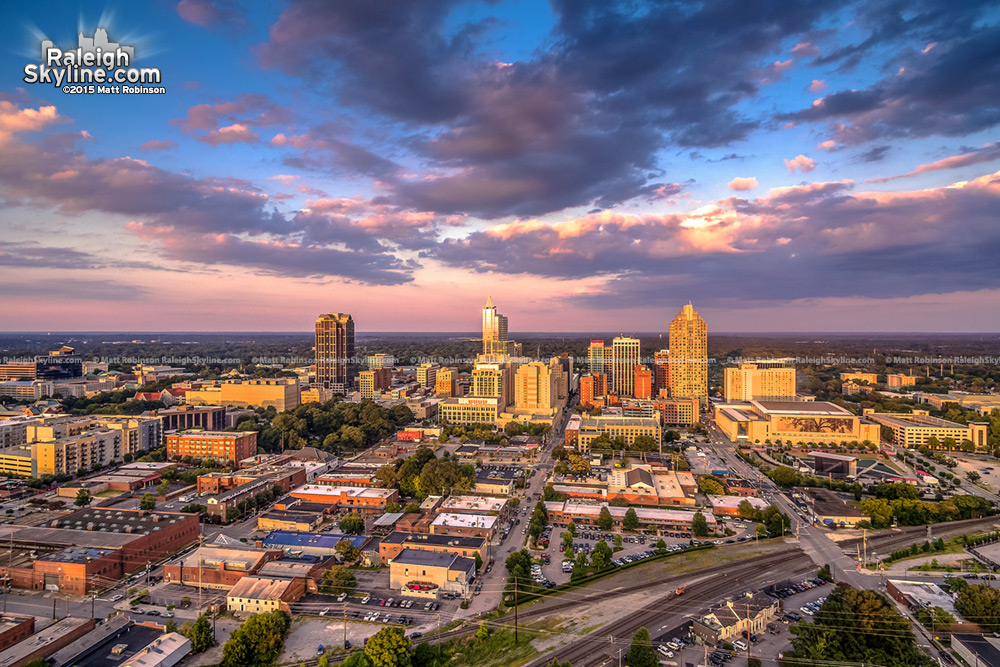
[1,1,1000,333]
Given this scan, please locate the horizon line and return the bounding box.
[3,330,1000,336]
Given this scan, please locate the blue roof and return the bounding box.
[262,530,368,550]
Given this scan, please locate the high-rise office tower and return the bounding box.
[471,362,513,409]
[610,336,640,396]
[482,295,510,356]
[653,350,670,398]
[668,303,708,408]
[315,313,356,394]
[588,340,606,376]
[417,363,440,389]
[435,368,457,397]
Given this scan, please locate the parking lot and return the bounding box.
[660,577,832,666]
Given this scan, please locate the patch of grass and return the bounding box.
[425,627,539,667]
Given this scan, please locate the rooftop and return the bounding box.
[753,400,853,416]
[390,548,476,571]
[383,531,485,548]
[431,513,498,530]
[262,530,368,550]
[952,634,1000,667]
[290,484,395,499]
[227,575,293,601]
[0,617,94,667]
[176,545,273,571]
[707,495,769,510]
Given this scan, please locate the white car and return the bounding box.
[800,606,814,616]
[657,646,674,658]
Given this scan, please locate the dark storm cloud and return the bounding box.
[254,0,838,218]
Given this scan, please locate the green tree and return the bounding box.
[737,499,757,519]
[385,502,402,513]
[189,614,216,653]
[748,658,762,667]
[562,530,574,551]
[967,470,981,483]
[654,538,667,554]
[339,512,366,534]
[321,566,357,595]
[770,466,801,487]
[571,550,589,581]
[598,506,613,530]
[139,493,156,511]
[614,534,623,550]
[788,588,933,666]
[335,539,361,563]
[697,475,726,496]
[156,480,172,496]
[629,435,657,452]
[403,502,421,513]
[691,511,710,537]
[591,539,613,570]
[74,489,92,507]
[955,584,1000,632]
[623,508,639,532]
[365,627,412,667]
[627,627,658,667]
[476,621,489,640]
[567,521,577,536]
[220,610,291,667]
[164,618,178,633]
[817,564,833,581]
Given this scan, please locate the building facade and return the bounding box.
[610,337,640,396]
[724,363,796,402]
[315,312,356,394]
[668,303,708,409]
[166,430,258,465]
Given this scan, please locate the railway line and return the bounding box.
[522,548,814,667]
[839,514,1000,555]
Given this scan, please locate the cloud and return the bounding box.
[779,24,1000,145]
[0,242,103,270]
[809,79,826,94]
[3,278,147,301]
[175,0,248,30]
[817,140,836,151]
[868,141,1000,182]
[270,124,399,179]
[784,154,817,173]
[431,169,1000,307]
[756,59,795,84]
[728,177,758,191]
[253,0,836,218]
[0,101,62,144]
[0,101,417,286]
[858,145,891,163]
[139,140,177,151]
[793,42,821,58]
[198,123,259,146]
[170,93,292,138]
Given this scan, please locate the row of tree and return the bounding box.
[374,446,476,499]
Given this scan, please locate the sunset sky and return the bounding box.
[2,0,999,333]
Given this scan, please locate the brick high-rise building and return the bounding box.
[610,337,640,396]
[653,350,670,398]
[634,365,653,399]
[435,368,457,397]
[580,373,608,407]
[315,313,355,394]
[668,303,708,409]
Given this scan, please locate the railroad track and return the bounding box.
[840,515,1000,554]
[521,549,813,667]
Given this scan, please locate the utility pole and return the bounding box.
[343,602,347,648]
[746,601,751,662]
[863,528,868,568]
[513,578,519,643]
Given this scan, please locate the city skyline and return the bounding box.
[2,2,1000,333]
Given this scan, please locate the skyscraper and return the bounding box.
[514,362,558,412]
[610,336,640,396]
[668,303,708,408]
[634,365,653,399]
[653,349,670,398]
[587,340,606,376]
[481,295,510,356]
[315,313,356,394]
[724,362,796,401]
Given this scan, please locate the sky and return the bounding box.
[1,0,999,334]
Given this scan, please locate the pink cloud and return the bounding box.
[817,140,836,151]
[792,42,820,58]
[175,0,247,29]
[0,102,61,144]
[139,140,177,151]
[756,59,794,84]
[809,79,826,94]
[198,123,259,146]
[867,142,1000,183]
[784,154,817,173]
[728,177,758,191]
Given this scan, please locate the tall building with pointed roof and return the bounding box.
[481,295,519,356]
[668,303,708,409]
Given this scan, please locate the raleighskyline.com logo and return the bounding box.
[22,28,164,94]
